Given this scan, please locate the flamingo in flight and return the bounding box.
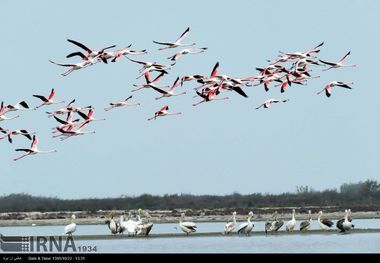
[77,108,106,125]
[33,89,65,110]
[46,99,76,118]
[53,123,95,141]
[150,77,186,100]
[132,72,169,92]
[153,27,195,51]
[109,46,148,63]
[0,102,19,121]
[66,39,116,62]
[14,135,57,161]
[180,74,205,86]
[0,129,35,144]
[255,99,289,110]
[0,127,8,134]
[5,101,30,113]
[147,105,181,121]
[317,81,353,97]
[104,95,140,111]
[319,51,356,71]
[279,41,324,59]
[49,58,99,77]
[51,111,81,133]
[219,81,248,98]
[167,47,207,61]
[98,44,148,63]
[193,85,229,107]
[46,100,95,118]
[192,62,221,90]
[127,57,175,73]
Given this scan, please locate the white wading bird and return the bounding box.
[237,211,254,236]
[179,213,197,235]
[286,209,297,232]
[317,211,334,231]
[224,211,237,235]
[64,214,76,236]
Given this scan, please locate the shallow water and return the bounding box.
[1,219,379,253]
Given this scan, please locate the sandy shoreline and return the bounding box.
[0,209,379,227]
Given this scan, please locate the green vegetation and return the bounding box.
[0,180,379,213]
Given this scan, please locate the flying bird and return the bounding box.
[317,81,353,97]
[150,77,186,100]
[255,99,289,109]
[147,105,181,121]
[33,89,65,110]
[14,135,57,161]
[153,27,195,51]
[104,96,140,111]
[319,51,356,71]
[167,47,207,61]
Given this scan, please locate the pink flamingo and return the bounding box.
[5,101,30,113]
[167,47,207,61]
[255,99,289,110]
[14,135,57,161]
[180,75,205,86]
[127,57,174,73]
[132,72,169,92]
[279,41,324,59]
[319,51,356,71]
[51,112,81,133]
[104,96,140,111]
[153,27,195,51]
[66,39,116,60]
[150,77,186,100]
[193,86,229,106]
[49,58,99,76]
[0,102,19,121]
[33,89,65,110]
[317,81,353,97]
[0,127,8,134]
[53,123,95,141]
[1,129,35,143]
[46,99,76,118]
[147,105,181,121]
[77,108,106,125]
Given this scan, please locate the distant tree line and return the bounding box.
[0,179,379,213]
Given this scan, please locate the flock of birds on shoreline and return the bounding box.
[63,209,355,236]
[1,27,356,161]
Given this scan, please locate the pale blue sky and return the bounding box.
[0,0,379,198]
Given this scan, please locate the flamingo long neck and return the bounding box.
[38,150,56,154]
